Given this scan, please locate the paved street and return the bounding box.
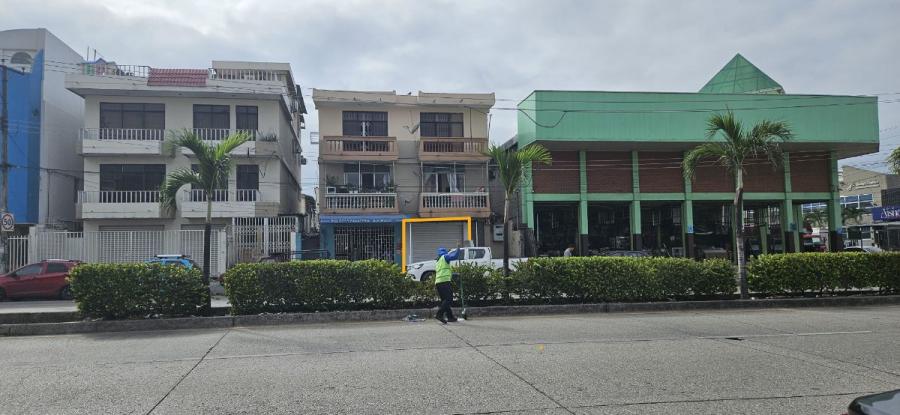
[2,305,899,414]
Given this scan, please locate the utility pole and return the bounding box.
[1,60,9,273]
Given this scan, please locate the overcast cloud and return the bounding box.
[2,0,899,188]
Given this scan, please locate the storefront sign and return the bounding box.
[320,214,408,224]
[848,179,880,190]
[872,206,900,222]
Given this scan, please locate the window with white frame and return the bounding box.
[423,164,466,193]
[342,163,392,192]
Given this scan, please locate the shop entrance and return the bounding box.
[334,224,395,261]
[641,203,684,256]
[534,203,579,256]
[692,202,734,260]
[743,203,784,257]
[587,203,631,254]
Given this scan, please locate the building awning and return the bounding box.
[320,214,408,224]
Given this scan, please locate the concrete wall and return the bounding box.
[316,104,489,142]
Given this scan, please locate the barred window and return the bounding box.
[420,112,463,137]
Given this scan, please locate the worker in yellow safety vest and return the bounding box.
[434,247,460,324]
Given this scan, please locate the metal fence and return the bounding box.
[229,216,298,264]
[7,235,29,271]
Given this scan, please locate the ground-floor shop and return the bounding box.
[526,195,844,260]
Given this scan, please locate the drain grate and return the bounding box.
[725,337,745,341]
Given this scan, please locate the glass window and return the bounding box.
[342,163,392,191]
[237,165,259,190]
[236,106,258,131]
[193,105,230,129]
[14,264,43,277]
[420,112,464,137]
[859,194,874,201]
[467,249,486,260]
[46,263,68,273]
[424,165,466,193]
[99,164,166,191]
[342,111,388,136]
[100,103,165,130]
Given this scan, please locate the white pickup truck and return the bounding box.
[406,247,528,282]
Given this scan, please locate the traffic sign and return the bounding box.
[1,212,14,232]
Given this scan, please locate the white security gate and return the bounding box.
[7,235,29,271]
[406,220,468,265]
[229,217,299,265]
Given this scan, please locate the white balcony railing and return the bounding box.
[81,128,166,141]
[80,62,286,83]
[80,63,151,77]
[324,193,397,211]
[421,192,489,209]
[192,128,260,141]
[79,190,161,204]
[208,68,287,82]
[184,189,261,202]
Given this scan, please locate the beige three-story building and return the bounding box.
[313,90,495,265]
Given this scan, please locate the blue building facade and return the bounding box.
[3,51,43,224]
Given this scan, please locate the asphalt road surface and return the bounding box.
[2,305,899,414]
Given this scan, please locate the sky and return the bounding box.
[2,0,899,191]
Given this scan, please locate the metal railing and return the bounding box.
[184,189,261,202]
[192,128,259,141]
[79,190,161,204]
[319,136,397,158]
[80,63,151,77]
[420,137,489,156]
[208,68,287,82]
[324,193,397,210]
[421,192,489,209]
[81,128,166,141]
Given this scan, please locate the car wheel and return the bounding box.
[59,285,74,301]
[421,271,435,282]
[0,287,6,301]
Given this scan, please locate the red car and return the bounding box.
[0,260,81,301]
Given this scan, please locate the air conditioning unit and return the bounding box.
[326,187,337,194]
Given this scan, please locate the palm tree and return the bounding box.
[161,130,251,311]
[683,111,793,299]
[485,143,552,276]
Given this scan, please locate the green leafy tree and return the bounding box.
[683,111,793,299]
[803,209,828,229]
[889,147,900,175]
[161,130,250,311]
[842,205,865,226]
[484,143,552,275]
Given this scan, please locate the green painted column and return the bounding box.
[827,151,843,251]
[759,210,768,254]
[631,151,642,250]
[578,151,589,255]
[683,151,695,258]
[781,153,798,253]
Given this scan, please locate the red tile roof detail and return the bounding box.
[147,68,208,87]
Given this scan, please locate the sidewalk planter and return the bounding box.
[69,263,207,319]
[748,252,900,295]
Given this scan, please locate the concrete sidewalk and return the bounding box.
[0,296,231,314]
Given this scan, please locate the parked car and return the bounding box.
[843,246,883,253]
[406,247,528,282]
[146,254,197,269]
[845,389,900,414]
[0,259,81,301]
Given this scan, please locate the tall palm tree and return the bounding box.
[683,111,793,299]
[161,130,250,311]
[485,143,552,275]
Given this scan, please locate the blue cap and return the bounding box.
[437,247,448,256]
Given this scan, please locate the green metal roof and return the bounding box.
[699,54,784,94]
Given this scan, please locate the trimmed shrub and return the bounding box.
[223,259,416,314]
[748,252,900,294]
[69,263,207,319]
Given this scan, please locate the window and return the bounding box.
[237,165,259,201]
[342,163,392,192]
[191,164,228,201]
[46,263,68,273]
[467,249,486,260]
[236,106,258,131]
[10,52,33,65]
[342,111,388,136]
[14,264,43,277]
[420,112,464,137]
[100,103,165,130]
[424,165,466,193]
[99,164,166,192]
[193,105,230,129]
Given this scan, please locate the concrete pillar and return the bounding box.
[783,199,799,253]
[828,151,843,251]
[578,151,589,255]
[631,151,641,250]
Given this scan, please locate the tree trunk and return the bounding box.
[202,195,213,314]
[503,194,510,277]
[734,170,748,299]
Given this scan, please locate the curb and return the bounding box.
[2,295,899,337]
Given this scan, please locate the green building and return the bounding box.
[516,54,880,258]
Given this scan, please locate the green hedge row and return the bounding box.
[446,257,736,304]
[223,260,425,314]
[69,263,207,319]
[221,257,737,314]
[748,252,900,294]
